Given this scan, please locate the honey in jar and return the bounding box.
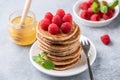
[8,11,37,46]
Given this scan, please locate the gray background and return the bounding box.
[0,0,120,80]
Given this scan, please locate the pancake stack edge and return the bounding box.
[36,21,82,70]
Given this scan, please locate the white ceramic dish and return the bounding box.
[73,0,119,27]
[29,35,97,77]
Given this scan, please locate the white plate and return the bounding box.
[29,35,97,77]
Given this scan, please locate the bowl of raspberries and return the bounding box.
[73,0,119,27]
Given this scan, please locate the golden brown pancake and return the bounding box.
[54,55,81,71]
[37,21,80,42]
[38,39,80,52]
[43,46,82,61]
[38,44,81,56]
[50,55,80,65]
[36,23,80,45]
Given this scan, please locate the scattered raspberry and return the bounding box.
[103,10,113,20]
[48,23,59,35]
[80,2,89,10]
[62,13,72,23]
[90,14,100,21]
[60,22,71,33]
[100,34,111,45]
[52,15,62,26]
[40,18,50,31]
[44,12,53,22]
[80,10,91,20]
[56,9,65,18]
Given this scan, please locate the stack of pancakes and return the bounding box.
[36,21,82,70]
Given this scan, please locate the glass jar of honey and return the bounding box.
[8,10,37,46]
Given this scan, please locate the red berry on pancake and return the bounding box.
[52,15,62,26]
[60,22,71,33]
[44,12,53,22]
[63,13,72,23]
[40,18,51,31]
[48,23,59,35]
[56,9,65,18]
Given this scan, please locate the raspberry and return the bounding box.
[88,8,93,16]
[80,2,89,10]
[60,22,71,33]
[111,9,115,13]
[98,11,103,18]
[44,12,53,22]
[62,13,72,23]
[90,14,100,21]
[100,34,111,45]
[39,18,50,31]
[52,15,62,26]
[80,10,91,20]
[103,10,113,20]
[56,9,65,18]
[88,0,93,7]
[48,23,59,35]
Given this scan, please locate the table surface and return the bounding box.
[0,0,120,80]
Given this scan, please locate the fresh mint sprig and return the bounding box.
[32,56,42,64]
[41,60,55,70]
[91,2,100,13]
[100,1,108,13]
[39,52,46,58]
[108,0,119,9]
[92,0,118,13]
[32,52,55,70]
[93,0,98,2]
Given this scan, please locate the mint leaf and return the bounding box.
[40,52,46,58]
[94,0,98,2]
[32,52,55,70]
[92,2,99,13]
[101,6,108,13]
[32,56,42,64]
[41,60,55,70]
[100,1,108,13]
[108,0,118,9]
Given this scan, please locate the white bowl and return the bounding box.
[73,0,119,27]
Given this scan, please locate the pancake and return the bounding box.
[37,21,80,42]
[38,39,80,52]
[51,55,80,65]
[54,55,81,71]
[44,46,82,61]
[38,43,81,56]
[36,23,80,45]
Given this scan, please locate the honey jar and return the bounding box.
[8,10,37,46]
